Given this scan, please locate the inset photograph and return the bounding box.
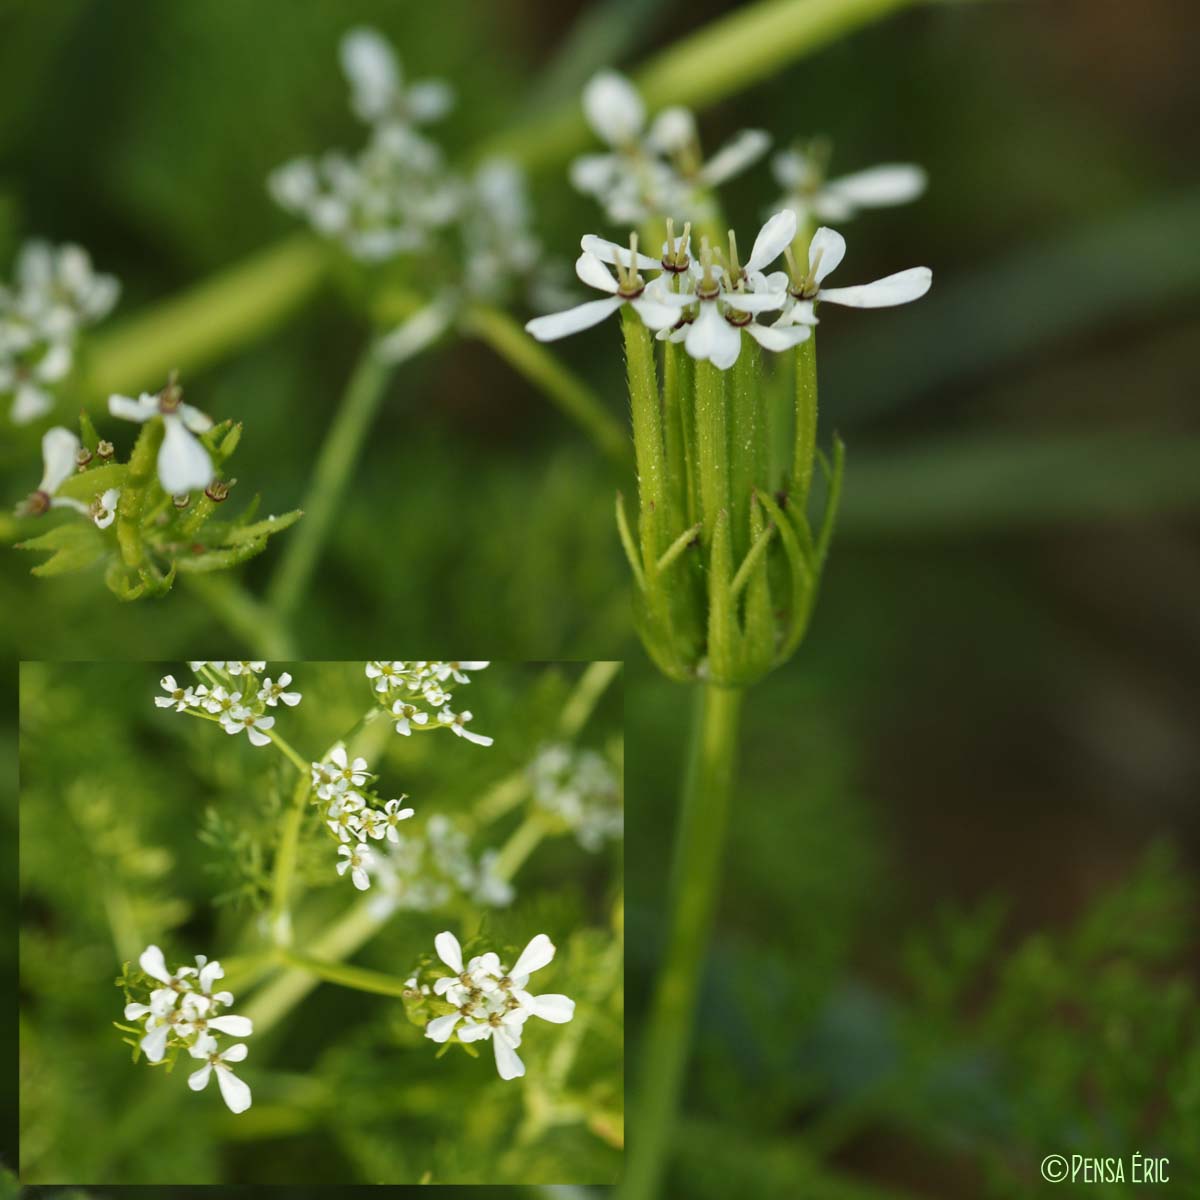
[19,661,623,1185]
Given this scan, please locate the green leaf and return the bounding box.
[16,521,107,577]
[54,462,127,502]
[223,508,303,545]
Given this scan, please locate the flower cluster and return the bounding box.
[365,661,494,746]
[310,746,414,891]
[367,813,513,916]
[15,378,300,598]
[118,944,254,1114]
[571,70,767,226]
[270,28,562,311]
[156,662,300,747]
[1,240,118,424]
[529,743,623,852]
[771,140,927,227]
[423,931,575,1080]
[527,211,931,369]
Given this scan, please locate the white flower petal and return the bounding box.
[581,70,644,146]
[407,79,454,122]
[37,426,81,495]
[492,1026,525,1080]
[456,1021,492,1043]
[187,1062,212,1091]
[647,105,696,152]
[36,341,73,383]
[818,266,931,308]
[511,933,556,978]
[140,1023,170,1063]
[220,1042,249,1063]
[526,992,576,1023]
[207,1015,253,1037]
[179,403,213,434]
[827,164,927,209]
[524,297,622,342]
[425,1012,461,1043]
[434,930,463,974]
[215,1063,252,1113]
[745,321,811,352]
[579,235,660,272]
[574,251,619,295]
[12,382,53,425]
[138,944,171,984]
[158,416,214,494]
[744,210,798,276]
[629,296,688,332]
[808,227,846,286]
[108,393,156,423]
[722,292,784,315]
[699,129,770,189]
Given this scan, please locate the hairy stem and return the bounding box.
[624,683,743,1200]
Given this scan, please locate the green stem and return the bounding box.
[624,683,743,1200]
[267,338,400,618]
[793,332,819,510]
[266,771,312,945]
[276,950,412,998]
[729,344,762,564]
[461,304,631,467]
[115,419,164,569]
[265,729,309,775]
[490,811,552,883]
[558,660,622,737]
[184,572,297,658]
[86,234,327,401]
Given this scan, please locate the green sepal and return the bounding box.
[79,410,100,450]
[173,538,270,573]
[105,558,148,601]
[16,521,107,577]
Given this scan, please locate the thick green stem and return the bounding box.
[693,361,729,547]
[276,950,412,998]
[729,344,763,564]
[794,332,819,510]
[115,419,163,569]
[461,304,631,467]
[86,234,327,401]
[625,683,743,1200]
[266,773,312,946]
[184,572,297,658]
[267,339,399,618]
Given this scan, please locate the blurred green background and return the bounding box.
[18,662,622,1184]
[3,0,1199,1195]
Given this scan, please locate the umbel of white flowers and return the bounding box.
[572,69,768,225]
[17,426,119,528]
[365,661,494,745]
[526,210,931,368]
[156,661,299,748]
[424,931,575,1080]
[121,944,254,1114]
[0,240,119,424]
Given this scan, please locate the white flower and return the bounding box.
[773,147,926,225]
[108,386,214,494]
[187,1034,252,1114]
[0,338,72,424]
[91,487,119,529]
[366,660,402,691]
[155,674,198,712]
[434,661,489,684]
[220,705,276,747]
[425,931,574,1080]
[381,797,415,842]
[525,237,689,342]
[258,672,301,707]
[392,700,429,736]
[223,661,265,676]
[340,27,453,127]
[327,799,365,843]
[18,427,89,517]
[437,708,493,746]
[328,745,369,787]
[202,685,238,717]
[783,225,931,312]
[337,840,374,890]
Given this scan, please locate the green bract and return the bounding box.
[619,310,843,687]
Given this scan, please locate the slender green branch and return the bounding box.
[86,234,327,401]
[625,683,743,1200]
[558,660,622,738]
[693,361,729,546]
[266,337,403,618]
[276,949,412,999]
[461,304,631,467]
[491,811,553,883]
[622,307,667,569]
[184,572,297,658]
[265,728,310,775]
[794,333,819,509]
[266,771,313,946]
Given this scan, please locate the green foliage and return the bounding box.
[19,661,622,1185]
